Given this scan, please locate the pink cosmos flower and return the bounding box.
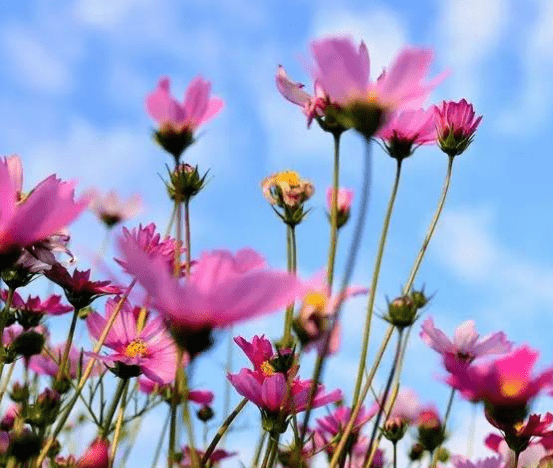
[30,343,100,379]
[86,298,180,384]
[276,65,329,127]
[326,188,354,217]
[296,273,367,354]
[420,317,512,373]
[138,378,213,405]
[77,438,109,468]
[446,346,553,411]
[3,291,72,316]
[387,388,422,424]
[87,189,141,228]
[450,455,503,468]
[228,335,342,432]
[45,264,121,309]
[485,433,548,468]
[0,157,89,257]
[311,37,444,118]
[180,447,235,467]
[434,99,482,156]
[376,107,437,159]
[117,241,301,356]
[146,76,223,134]
[115,223,182,276]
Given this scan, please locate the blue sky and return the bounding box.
[2,0,553,465]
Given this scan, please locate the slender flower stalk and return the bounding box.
[326,131,342,289]
[169,349,185,467]
[202,398,248,464]
[362,329,404,468]
[174,196,183,277]
[101,378,129,438]
[301,139,373,443]
[184,199,192,278]
[281,225,297,347]
[352,158,404,408]
[36,281,137,467]
[429,388,456,468]
[56,308,79,382]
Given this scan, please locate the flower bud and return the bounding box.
[410,289,429,309]
[197,405,214,422]
[382,417,408,442]
[166,163,209,202]
[384,296,417,329]
[326,188,354,229]
[9,429,42,462]
[77,437,110,468]
[9,382,29,403]
[434,99,482,157]
[11,330,45,357]
[417,408,446,453]
[408,443,424,461]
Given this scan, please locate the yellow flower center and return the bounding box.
[303,292,327,312]
[124,339,148,358]
[500,379,525,398]
[260,360,275,376]
[273,171,300,187]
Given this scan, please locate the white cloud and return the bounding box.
[436,0,509,100]
[2,24,74,94]
[495,0,553,136]
[72,0,151,29]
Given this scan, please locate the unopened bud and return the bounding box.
[166,163,209,202]
[197,405,214,422]
[408,443,424,461]
[385,295,417,329]
[383,417,408,442]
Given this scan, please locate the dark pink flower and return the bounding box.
[420,317,512,372]
[310,38,444,125]
[3,290,72,317]
[0,158,89,258]
[117,241,301,356]
[180,447,235,467]
[146,76,223,133]
[86,298,180,384]
[77,438,109,468]
[376,107,437,160]
[87,189,141,228]
[434,99,482,156]
[447,346,553,413]
[45,264,121,309]
[485,432,548,468]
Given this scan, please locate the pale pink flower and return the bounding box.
[311,37,444,115]
[451,455,503,468]
[485,433,548,468]
[420,317,512,372]
[387,388,421,424]
[0,158,89,256]
[30,343,100,379]
[262,171,314,209]
[77,438,109,468]
[276,65,329,127]
[326,187,354,215]
[146,76,223,134]
[87,189,141,227]
[434,99,482,156]
[86,298,180,384]
[377,107,437,159]
[2,290,72,317]
[117,241,301,356]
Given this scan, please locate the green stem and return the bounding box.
[329,325,394,468]
[101,378,128,438]
[282,225,297,347]
[0,288,15,380]
[109,380,129,467]
[301,139,373,444]
[393,442,397,468]
[56,308,80,382]
[260,434,280,468]
[327,131,341,290]
[174,197,183,277]
[151,409,171,468]
[169,350,184,467]
[181,369,199,468]
[202,398,248,464]
[184,199,192,278]
[251,432,267,468]
[352,158,403,408]
[514,450,520,468]
[430,388,456,468]
[363,328,404,468]
[402,155,454,294]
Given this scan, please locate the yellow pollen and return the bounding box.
[500,379,525,397]
[274,171,300,186]
[303,292,327,312]
[124,339,148,358]
[260,361,275,376]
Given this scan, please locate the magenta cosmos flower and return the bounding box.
[146,76,224,160]
[0,156,89,260]
[310,37,445,138]
[447,346,553,420]
[227,335,342,433]
[86,298,180,384]
[77,438,109,468]
[117,240,300,356]
[450,455,503,468]
[420,317,512,373]
[376,107,437,160]
[434,99,482,156]
[3,290,72,317]
[86,189,141,228]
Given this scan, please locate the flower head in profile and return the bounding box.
[180,447,235,468]
[420,317,512,373]
[447,346,553,427]
[146,76,224,161]
[86,298,180,383]
[434,99,482,157]
[87,189,141,228]
[2,290,72,329]
[485,432,549,468]
[227,335,342,433]
[77,438,109,468]
[376,107,437,160]
[30,343,100,380]
[45,264,121,310]
[116,242,297,358]
[326,187,354,229]
[0,156,89,263]
[310,37,445,138]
